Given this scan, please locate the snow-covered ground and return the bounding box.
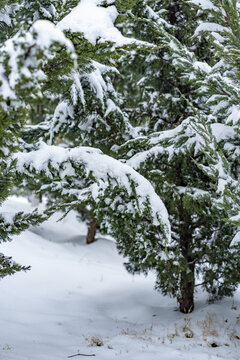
[0,197,240,360]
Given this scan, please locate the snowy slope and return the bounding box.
[0,197,240,360]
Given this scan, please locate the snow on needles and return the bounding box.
[189,0,218,11]
[194,22,229,37]
[0,20,74,100]
[57,0,138,46]
[15,143,171,240]
[0,6,12,26]
[32,20,74,52]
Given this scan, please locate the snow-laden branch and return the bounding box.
[0,19,74,100]
[123,117,236,170]
[15,143,171,242]
[57,0,147,48]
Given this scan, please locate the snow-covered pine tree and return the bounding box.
[19,0,146,243]
[117,0,239,313]
[0,0,77,278]
[2,0,64,203]
[15,1,170,250]
[115,0,210,131]
[185,0,240,255]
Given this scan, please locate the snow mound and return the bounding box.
[58,0,136,46]
[0,197,239,360]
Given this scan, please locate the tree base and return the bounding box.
[179,302,194,314]
[86,218,98,245]
[179,277,194,313]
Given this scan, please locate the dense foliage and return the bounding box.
[1,0,169,277]
[0,0,239,313]
[115,0,240,312]
[0,0,77,277]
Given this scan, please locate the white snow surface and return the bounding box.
[32,20,74,51]
[189,0,218,11]
[231,230,240,246]
[0,197,240,360]
[210,123,236,142]
[57,0,137,46]
[194,22,229,36]
[0,6,12,26]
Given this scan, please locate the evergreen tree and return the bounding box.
[115,0,210,131]
[20,0,151,243]
[186,0,240,241]
[0,0,76,278]
[16,2,170,249]
[116,0,239,313]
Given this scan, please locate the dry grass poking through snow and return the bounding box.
[118,308,240,357]
[198,311,240,346]
[86,336,104,347]
[199,313,219,339]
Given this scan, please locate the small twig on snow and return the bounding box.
[68,353,96,358]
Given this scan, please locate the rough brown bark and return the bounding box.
[86,218,98,244]
[179,265,195,313]
[177,199,195,313]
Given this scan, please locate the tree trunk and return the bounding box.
[179,265,195,313]
[177,199,195,313]
[86,217,98,244]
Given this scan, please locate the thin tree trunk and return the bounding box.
[179,265,195,313]
[86,217,98,244]
[177,199,195,313]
